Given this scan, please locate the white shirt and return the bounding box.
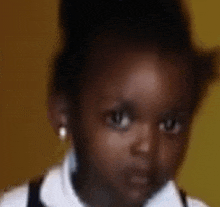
[0,150,209,207]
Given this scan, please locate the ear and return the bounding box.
[47,95,70,137]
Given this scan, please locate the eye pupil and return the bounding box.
[114,112,122,123]
[159,118,182,135]
[106,111,131,130]
[166,119,175,130]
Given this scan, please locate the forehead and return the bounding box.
[82,42,193,114]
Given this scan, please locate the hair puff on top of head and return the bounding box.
[59,0,191,52]
[50,0,219,109]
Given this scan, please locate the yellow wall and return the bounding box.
[0,1,220,206]
[178,1,220,206]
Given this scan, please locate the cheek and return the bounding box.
[86,128,125,168]
[86,127,139,178]
[159,136,189,177]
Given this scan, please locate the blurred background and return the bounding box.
[0,0,220,206]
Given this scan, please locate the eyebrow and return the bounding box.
[98,96,137,112]
[159,109,192,120]
[98,96,193,118]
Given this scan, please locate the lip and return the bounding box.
[122,167,166,202]
[130,175,149,185]
[125,168,153,187]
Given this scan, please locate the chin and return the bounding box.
[119,180,167,207]
[128,187,160,205]
[128,174,168,203]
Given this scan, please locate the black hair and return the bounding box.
[49,0,219,111]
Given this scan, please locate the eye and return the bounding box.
[106,111,131,130]
[159,119,182,135]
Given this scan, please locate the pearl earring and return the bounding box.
[59,127,67,141]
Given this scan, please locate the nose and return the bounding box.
[130,123,158,159]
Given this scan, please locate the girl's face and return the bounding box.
[73,44,193,206]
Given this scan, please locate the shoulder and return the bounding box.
[0,184,29,207]
[187,196,210,207]
[0,165,62,207]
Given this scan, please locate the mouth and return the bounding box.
[125,168,154,188]
[112,167,166,205]
[120,168,159,204]
[130,175,149,185]
[124,166,165,195]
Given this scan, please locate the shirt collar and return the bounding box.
[61,149,184,207]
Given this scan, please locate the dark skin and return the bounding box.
[48,40,194,207]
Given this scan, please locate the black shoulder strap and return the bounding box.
[179,189,188,207]
[28,176,45,207]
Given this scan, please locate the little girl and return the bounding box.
[1,0,218,206]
